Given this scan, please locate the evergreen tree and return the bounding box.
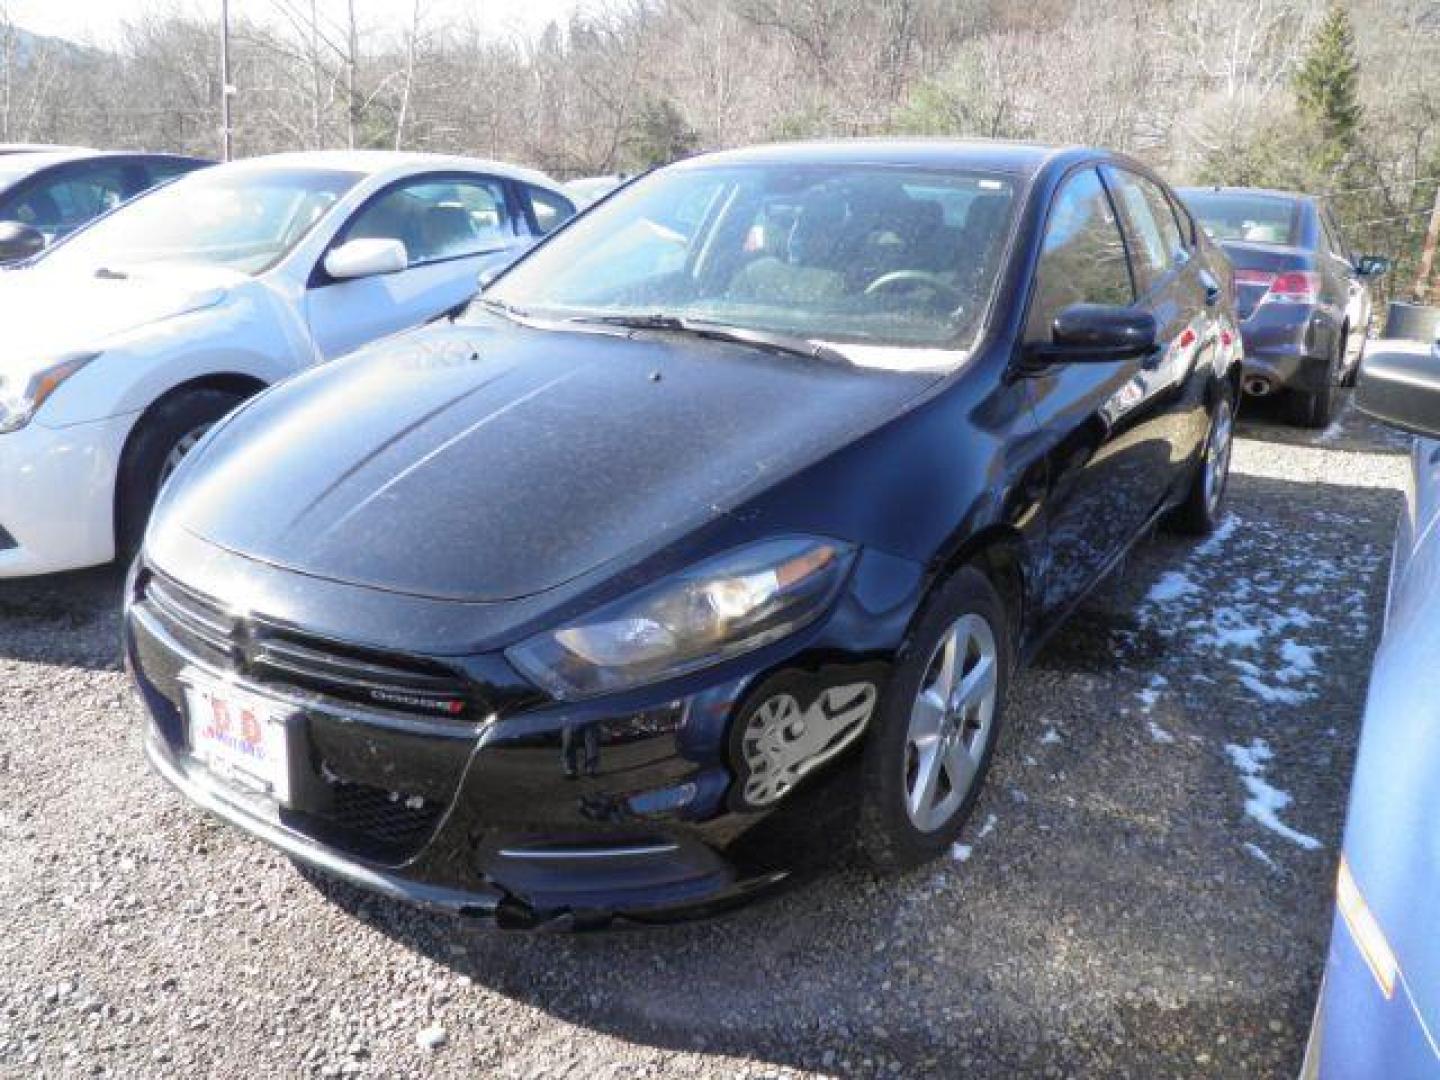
[624,98,698,170]
[1294,4,1363,174]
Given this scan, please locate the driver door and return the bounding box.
[305,173,530,361]
[1021,167,1179,619]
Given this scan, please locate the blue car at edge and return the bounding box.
[1305,334,1440,1076]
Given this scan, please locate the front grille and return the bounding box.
[324,778,446,855]
[139,569,475,719]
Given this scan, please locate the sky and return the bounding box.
[7,0,592,47]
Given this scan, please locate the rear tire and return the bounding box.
[1339,324,1365,388]
[1166,380,1235,536]
[115,388,246,561]
[1282,342,1340,428]
[858,566,1012,872]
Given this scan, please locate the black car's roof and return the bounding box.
[677,139,1099,178]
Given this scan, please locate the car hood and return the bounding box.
[0,262,241,369]
[163,318,934,603]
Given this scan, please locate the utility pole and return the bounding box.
[347,0,358,150]
[220,0,233,161]
[1413,180,1440,304]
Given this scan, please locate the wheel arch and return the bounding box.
[921,525,1031,659]
[112,372,269,545]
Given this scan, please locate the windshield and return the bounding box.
[39,166,361,276]
[483,163,1019,355]
[1183,192,1300,246]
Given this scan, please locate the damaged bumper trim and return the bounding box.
[144,731,504,918]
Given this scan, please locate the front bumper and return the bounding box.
[125,550,918,928]
[0,411,134,578]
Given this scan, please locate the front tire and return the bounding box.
[858,566,1011,871]
[115,388,246,561]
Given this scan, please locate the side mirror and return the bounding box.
[1025,303,1159,364]
[1355,344,1440,438]
[0,220,47,262]
[1356,254,1390,278]
[323,238,407,281]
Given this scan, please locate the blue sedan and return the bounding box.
[1304,337,1440,1076]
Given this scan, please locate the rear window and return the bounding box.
[1182,191,1299,246]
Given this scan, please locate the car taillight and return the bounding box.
[1234,269,1320,304]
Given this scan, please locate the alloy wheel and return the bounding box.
[159,422,216,486]
[1204,396,1235,515]
[903,612,999,833]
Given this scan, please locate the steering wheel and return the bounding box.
[863,270,965,310]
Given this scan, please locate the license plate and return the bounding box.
[182,671,292,804]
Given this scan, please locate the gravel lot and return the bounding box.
[0,389,1411,1078]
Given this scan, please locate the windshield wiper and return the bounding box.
[567,313,850,365]
[474,296,529,322]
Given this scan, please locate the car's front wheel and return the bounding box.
[116,388,247,561]
[859,566,1011,871]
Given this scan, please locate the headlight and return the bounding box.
[0,352,97,434]
[507,536,856,699]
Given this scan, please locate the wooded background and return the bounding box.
[1,0,1437,300]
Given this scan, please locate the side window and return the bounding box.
[1104,168,1184,293]
[1025,168,1134,342]
[343,176,514,268]
[1322,209,1351,263]
[525,185,575,236]
[15,164,131,238]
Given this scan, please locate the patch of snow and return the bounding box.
[1147,571,1198,604]
[1137,673,1169,714]
[1317,403,1349,444]
[1280,640,1317,674]
[977,813,997,839]
[950,842,973,862]
[1040,727,1062,745]
[1224,740,1322,850]
[1244,842,1279,870]
[1195,513,1241,557]
[1147,721,1176,745]
[1195,605,1266,650]
[1239,676,1307,705]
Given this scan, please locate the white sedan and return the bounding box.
[0,150,575,577]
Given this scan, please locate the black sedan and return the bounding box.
[1179,186,1388,427]
[125,140,1241,928]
